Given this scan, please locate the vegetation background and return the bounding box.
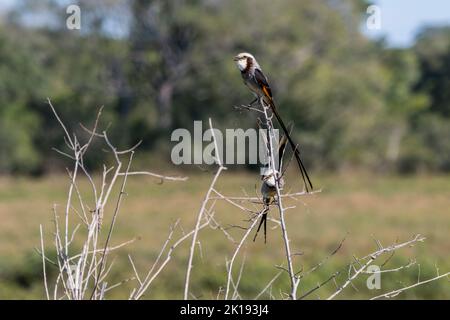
[0,0,449,299]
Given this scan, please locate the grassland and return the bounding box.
[0,171,449,299]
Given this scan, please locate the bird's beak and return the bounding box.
[233,56,239,61]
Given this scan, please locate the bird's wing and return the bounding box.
[254,68,273,99]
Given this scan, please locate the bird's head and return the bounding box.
[261,168,277,187]
[233,52,255,71]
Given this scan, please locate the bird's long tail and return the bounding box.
[267,99,313,192]
[253,207,268,244]
[278,132,288,172]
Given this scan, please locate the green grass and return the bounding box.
[0,172,449,299]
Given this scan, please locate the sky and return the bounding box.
[364,0,450,47]
[1,0,450,47]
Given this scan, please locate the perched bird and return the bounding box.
[253,135,288,243]
[233,52,313,192]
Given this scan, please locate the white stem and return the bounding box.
[184,118,225,300]
[262,100,298,299]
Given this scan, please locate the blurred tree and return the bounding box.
[378,49,428,171]
[186,0,394,170]
[0,27,43,173]
[414,26,450,117]
[1,0,450,174]
[128,0,198,135]
[410,26,450,171]
[4,0,128,172]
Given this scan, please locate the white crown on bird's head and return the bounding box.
[233,52,260,71]
[261,167,277,177]
[260,167,281,187]
[260,166,286,189]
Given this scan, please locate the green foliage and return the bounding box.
[414,26,450,117]
[1,0,450,174]
[0,251,55,299]
[0,29,44,173]
[414,114,450,171]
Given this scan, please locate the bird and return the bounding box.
[233,52,313,192]
[253,134,288,243]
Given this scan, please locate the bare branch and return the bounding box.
[40,225,50,300]
[90,151,134,299]
[118,171,188,182]
[327,234,426,300]
[371,272,450,300]
[184,118,226,300]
